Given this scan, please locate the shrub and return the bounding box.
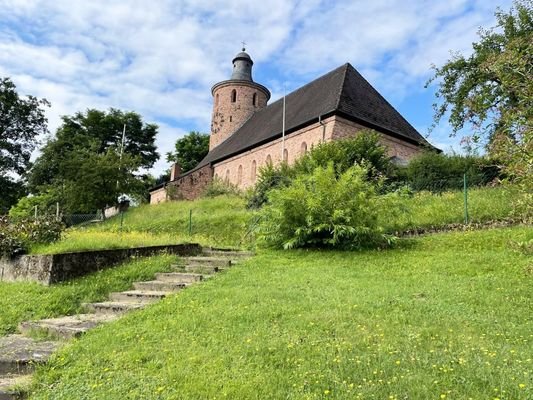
[9,190,59,219]
[256,163,396,250]
[247,131,395,208]
[0,216,64,257]
[405,152,500,192]
[203,177,242,198]
[293,130,394,180]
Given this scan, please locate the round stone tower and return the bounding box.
[209,49,271,150]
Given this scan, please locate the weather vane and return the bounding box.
[241,41,246,51]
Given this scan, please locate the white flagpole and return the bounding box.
[281,85,286,162]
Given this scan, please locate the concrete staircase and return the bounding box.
[0,249,250,399]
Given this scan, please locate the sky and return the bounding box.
[0,0,511,176]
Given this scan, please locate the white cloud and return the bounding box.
[0,0,512,175]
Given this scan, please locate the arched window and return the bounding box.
[225,169,230,182]
[251,160,257,182]
[215,93,219,106]
[283,149,288,162]
[231,89,237,103]
[252,93,257,106]
[301,142,307,154]
[237,165,243,185]
[266,155,272,165]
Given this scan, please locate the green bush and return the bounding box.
[256,163,396,250]
[203,177,242,198]
[247,131,395,208]
[405,152,500,192]
[9,190,59,219]
[0,216,64,257]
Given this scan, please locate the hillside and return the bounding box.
[28,226,532,399]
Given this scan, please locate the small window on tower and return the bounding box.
[229,116,232,122]
[252,93,257,106]
[215,93,219,106]
[231,89,237,103]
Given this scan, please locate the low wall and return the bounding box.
[0,243,202,285]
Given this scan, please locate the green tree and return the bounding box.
[0,77,49,212]
[427,1,532,183]
[25,108,159,215]
[29,108,159,190]
[166,131,209,172]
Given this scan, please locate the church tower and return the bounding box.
[209,49,271,150]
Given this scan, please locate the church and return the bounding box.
[150,49,437,203]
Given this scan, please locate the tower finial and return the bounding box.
[241,41,246,51]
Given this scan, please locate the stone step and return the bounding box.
[133,280,189,292]
[155,272,204,283]
[19,314,119,340]
[182,256,234,267]
[183,264,225,274]
[0,335,58,375]
[84,301,146,314]
[109,290,167,303]
[0,374,31,400]
[202,249,254,258]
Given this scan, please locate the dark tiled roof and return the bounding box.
[196,63,435,170]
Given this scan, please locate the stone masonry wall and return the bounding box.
[150,187,167,204]
[331,117,423,162]
[212,116,336,189]
[210,82,269,150]
[166,164,214,201]
[0,243,201,285]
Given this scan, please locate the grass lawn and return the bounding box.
[0,255,177,336]
[29,226,532,399]
[30,186,521,255]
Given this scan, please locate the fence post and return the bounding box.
[34,205,38,219]
[56,202,60,221]
[463,173,469,224]
[188,209,192,236]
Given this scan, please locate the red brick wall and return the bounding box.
[210,81,269,150]
[166,165,214,201]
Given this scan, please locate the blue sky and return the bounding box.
[0,0,511,175]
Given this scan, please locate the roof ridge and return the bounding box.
[334,63,351,110]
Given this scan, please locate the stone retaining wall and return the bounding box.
[0,243,202,285]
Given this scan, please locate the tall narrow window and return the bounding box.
[251,160,257,182]
[301,142,307,154]
[225,169,230,182]
[231,89,237,103]
[252,93,257,106]
[237,165,243,185]
[229,116,232,122]
[266,155,272,165]
[215,93,219,106]
[283,149,289,162]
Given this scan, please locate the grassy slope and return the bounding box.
[30,186,519,255]
[30,227,532,399]
[0,255,177,336]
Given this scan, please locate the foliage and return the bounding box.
[0,216,63,257]
[404,152,500,192]
[257,164,395,250]
[247,131,394,208]
[28,108,158,214]
[202,176,242,198]
[26,227,532,399]
[8,190,59,219]
[0,255,176,336]
[293,130,394,179]
[0,77,50,213]
[246,162,295,209]
[166,131,209,172]
[427,1,532,184]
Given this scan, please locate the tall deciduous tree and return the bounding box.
[427,0,532,189]
[26,108,159,215]
[0,77,49,212]
[166,131,209,172]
